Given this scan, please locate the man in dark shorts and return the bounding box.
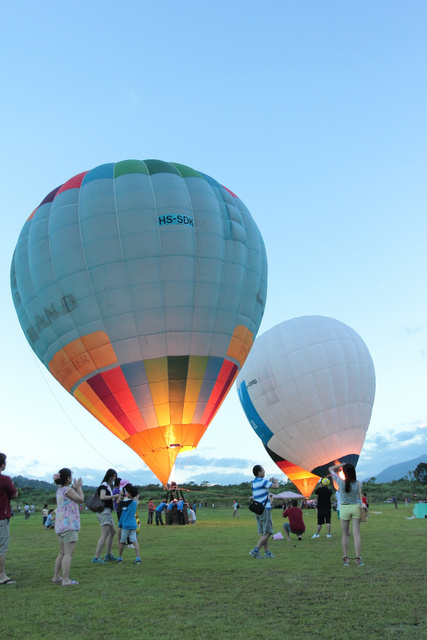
[312,478,333,538]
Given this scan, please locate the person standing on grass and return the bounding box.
[147,498,156,524]
[52,468,84,586]
[249,465,279,559]
[42,503,49,526]
[92,468,120,564]
[155,499,167,525]
[0,453,18,585]
[362,492,369,520]
[117,485,141,564]
[329,463,364,567]
[311,478,333,538]
[177,497,186,525]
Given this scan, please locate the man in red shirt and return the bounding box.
[282,499,305,541]
[0,453,18,585]
[147,498,156,524]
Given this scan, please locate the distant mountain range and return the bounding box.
[10,475,97,490]
[364,454,427,483]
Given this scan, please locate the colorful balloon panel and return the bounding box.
[11,159,267,485]
[236,316,375,480]
[265,446,320,498]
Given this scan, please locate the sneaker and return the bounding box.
[327,534,332,538]
[127,544,135,549]
[91,557,105,564]
[133,558,141,564]
[343,556,349,566]
[104,553,118,562]
[355,557,364,566]
[249,548,263,559]
[311,534,320,538]
[264,551,275,559]
[117,557,123,564]
[297,535,303,541]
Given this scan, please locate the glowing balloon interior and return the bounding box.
[236,316,375,488]
[11,159,267,485]
[265,447,320,497]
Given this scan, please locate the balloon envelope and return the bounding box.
[236,316,375,486]
[11,159,267,484]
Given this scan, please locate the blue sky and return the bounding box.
[1,1,426,486]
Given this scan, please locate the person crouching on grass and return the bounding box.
[282,500,305,541]
[117,485,141,564]
[249,465,279,559]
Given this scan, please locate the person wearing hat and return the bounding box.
[311,477,333,538]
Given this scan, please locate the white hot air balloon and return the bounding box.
[236,316,375,495]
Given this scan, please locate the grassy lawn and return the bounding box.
[2,505,426,639]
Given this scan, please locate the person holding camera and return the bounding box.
[92,468,121,564]
[52,468,84,586]
[249,465,279,559]
[329,463,364,566]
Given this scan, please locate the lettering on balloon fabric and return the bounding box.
[49,331,118,393]
[158,215,194,227]
[26,294,77,344]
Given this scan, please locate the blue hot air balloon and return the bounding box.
[11,159,268,484]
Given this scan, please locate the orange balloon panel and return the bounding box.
[266,447,320,498]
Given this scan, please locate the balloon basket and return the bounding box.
[165,483,189,525]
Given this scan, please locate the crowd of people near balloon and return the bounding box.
[249,462,368,566]
[0,455,201,587]
[75,468,198,581]
[3,449,427,588]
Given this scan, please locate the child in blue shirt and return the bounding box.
[117,485,141,564]
[45,509,56,529]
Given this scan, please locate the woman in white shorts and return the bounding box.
[91,469,121,564]
[52,468,84,586]
[329,463,364,567]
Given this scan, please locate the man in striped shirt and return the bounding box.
[249,465,279,559]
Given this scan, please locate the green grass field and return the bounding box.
[2,505,426,640]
